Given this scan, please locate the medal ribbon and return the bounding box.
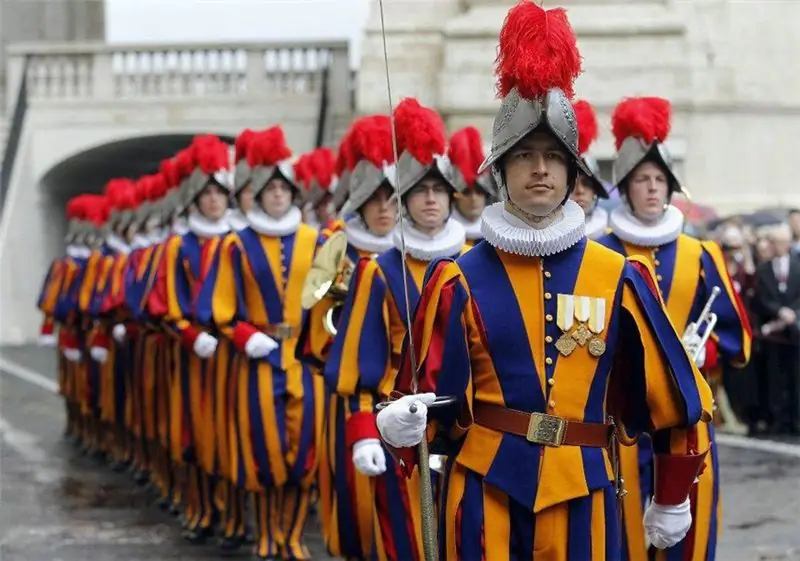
[556,294,574,331]
[588,297,606,335]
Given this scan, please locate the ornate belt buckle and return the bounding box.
[274,323,294,340]
[526,412,567,447]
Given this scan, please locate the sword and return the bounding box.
[375,1,454,559]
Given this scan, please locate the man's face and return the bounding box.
[772,237,791,257]
[196,183,228,221]
[314,193,334,225]
[570,175,596,213]
[258,178,293,219]
[626,161,669,222]
[361,184,397,236]
[405,176,450,230]
[455,189,487,221]
[503,130,569,217]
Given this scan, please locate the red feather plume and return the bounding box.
[335,130,351,176]
[495,2,582,100]
[159,159,179,188]
[192,135,230,174]
[352,115,394,168]
[394,98,446,166]
[572,100,598,156]
[293,153,313,190]
[611,97,671,151]
[235,129,256,163]
[246,126,292,168]
[150,173,169,200]
[175,148,195,179]
[310,147,337,190]
[448,127,484,188]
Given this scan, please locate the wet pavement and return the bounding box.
[2,345,800,561]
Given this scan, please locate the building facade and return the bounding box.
[356,0,800,214]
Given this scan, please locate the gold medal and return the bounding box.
[555,333,577,356]
[572,323,593,347]
[588,336,606,357]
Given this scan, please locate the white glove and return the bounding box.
[376,393,436,448]
[38,334,57,347]
[90,346,108,364]
[63,348,82,362]
[112,324,126,343]
[244,332,279,359]
[429,454,446,474]
[351,438,387,476]
[682,332,705,369]
[193,332,218,358]
[644,498,692,550]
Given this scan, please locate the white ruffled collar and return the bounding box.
[226,208,249,232]
[188,213,230,238]
[480,200,586,257]
[608,204,684,247]
[585,206,608,240]
[393,218,466,261]
[131,234,151,250]
[172,218,189,236]
[66,244,91,259]
[246,206,302,237]
[452,208,483,240]
[106,233,130,255]
[345,217,394,254]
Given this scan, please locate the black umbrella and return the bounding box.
[739,209,786,228]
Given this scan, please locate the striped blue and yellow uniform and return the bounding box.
[596,232,751,561]
[196,222,321,561]
[389,238,714,560]
[324,244,467,561]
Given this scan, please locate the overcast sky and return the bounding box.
[105,0,371,65]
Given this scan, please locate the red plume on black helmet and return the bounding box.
[478,1,597,195]
[610,96,680,193]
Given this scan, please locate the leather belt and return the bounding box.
[261,323,300,340]
[473,401,612,448]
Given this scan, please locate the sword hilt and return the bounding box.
[376,395,457,412]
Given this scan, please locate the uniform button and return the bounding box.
[544,271,552,279]
[548,378,555,386]
[548,400,556,409]
[656,274,663,281]
[544,292,552,300]
[545,357,553,365]
[654,259,660,266]
[545,314,553,322]
[545,335,553,343]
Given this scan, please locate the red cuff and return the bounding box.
[345,412,380,448]
[92,331,110,350]
[181,325,201,349]
[653,451,709,505]
[703,339,719,371]
[40,319,54,336]
[59,330,78,350]
[232,322,258,353]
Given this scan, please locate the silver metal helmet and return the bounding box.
[245,126,300,198]
[476,3,596,197]
[610,96,680,193]
[339,115,397,216]
[340,160,397,217]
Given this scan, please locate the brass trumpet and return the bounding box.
[683,286,721,363]
[301,231,355,336]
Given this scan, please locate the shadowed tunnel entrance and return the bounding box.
[39,133,234,242]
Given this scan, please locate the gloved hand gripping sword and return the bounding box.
[373,1,456,559]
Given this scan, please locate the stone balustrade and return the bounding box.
[4,40,351,108]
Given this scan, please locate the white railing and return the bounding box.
[4,40,350,103]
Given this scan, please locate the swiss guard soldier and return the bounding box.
[324,97,467,561]
[228,128,257,231]
[570,100,609,239]
[596,96,752,561]
[375,3,714,559]
[197,126,321,561]
[448,126,496,246]
[298,114,399,559]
